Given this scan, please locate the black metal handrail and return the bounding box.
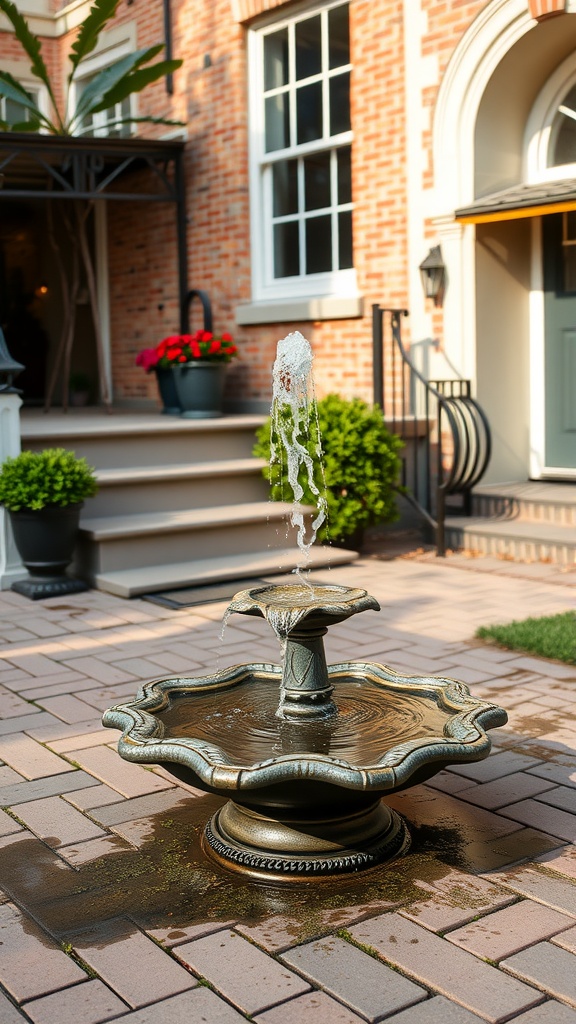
[372,305,491,555]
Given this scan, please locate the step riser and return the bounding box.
[85,474,269,516]
[472,495,576,527]
[446,526,576,565]
[23,426,260,470]
[77,520,300,576]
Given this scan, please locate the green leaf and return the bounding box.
[88,59,182,113]
[0,0,61,128]
[68,0,121,80]
[6,118,42,131]
[69,45,165,127]
[0,72,51,129]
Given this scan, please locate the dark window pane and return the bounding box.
[563,247,576,292]
[297,81,323,144]
[330,72,350,135]
[306,214,332,274]
[328,4,350,69]
[273,160,298,217]
[337,146,351,204]
[274,221,300,277]
[338,210,353,269]
[296,15,322,80]
[265,93,289,152]
[264,29,288,90]
[304,152,331,211]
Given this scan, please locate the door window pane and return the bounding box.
[273,160,298,216]
[296,16,322,80]
[337,146,351,204]
[330,73,350,135]
[264,29,289,90]
[297,81,323,144]
[304,152,331,211]
[274,221,300,277]
[266,93,290,152]
[338,210,353,269]
[306,214,332,273]
[328,5,350,69]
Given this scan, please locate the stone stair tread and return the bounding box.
[96,458,267,485]
[80,502,309,541]
[94,546,358,597]
[445,515,576,542]
[473,481,576,506]
[20,411,266,440]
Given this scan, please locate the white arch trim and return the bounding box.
[432,0,534,214]
[525,51,576,180]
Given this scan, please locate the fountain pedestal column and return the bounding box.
[280,626,336,718]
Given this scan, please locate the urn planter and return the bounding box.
[173,362,226,419]
[10,503,88,599]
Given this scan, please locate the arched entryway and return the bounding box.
[432,2,576,482]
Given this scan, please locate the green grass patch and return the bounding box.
[476,611,576,663]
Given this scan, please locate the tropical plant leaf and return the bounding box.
[69,45,164,127]
[0,71,53,129]
[88,60,182,114]
[0,0,61,127]
[68,0,121,80]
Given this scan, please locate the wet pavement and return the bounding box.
[1,550,576,1022]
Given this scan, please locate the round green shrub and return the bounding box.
[254,393,403,545]
[0,448,98,512]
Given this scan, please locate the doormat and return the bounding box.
[141,573,326,609]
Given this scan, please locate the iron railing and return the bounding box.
[372,305,491,555]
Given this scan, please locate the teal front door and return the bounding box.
[543,212,576,472]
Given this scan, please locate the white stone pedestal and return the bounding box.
[0,392,25,589]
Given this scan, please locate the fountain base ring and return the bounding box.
[203,798,410,878]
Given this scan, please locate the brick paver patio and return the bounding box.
[1,551,576,1022]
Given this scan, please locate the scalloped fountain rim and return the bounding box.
[102,661,508,794]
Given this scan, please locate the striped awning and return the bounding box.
[455,178,576,224]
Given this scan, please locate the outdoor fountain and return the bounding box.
[103,333,507,879]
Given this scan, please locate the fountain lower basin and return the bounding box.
[103,584,507,879]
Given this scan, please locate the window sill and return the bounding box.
[235,295,364,326]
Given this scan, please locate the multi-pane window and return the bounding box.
[0,93,37,128]
[253,2,353,292]
[78,73,132,138]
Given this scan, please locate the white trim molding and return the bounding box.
[235,294,363,324]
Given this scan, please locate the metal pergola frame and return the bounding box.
[0,132,189,331]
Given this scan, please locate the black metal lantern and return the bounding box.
[419,245,446,306]
[0,328,24,393]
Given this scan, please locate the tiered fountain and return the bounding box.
[103,334,507,880]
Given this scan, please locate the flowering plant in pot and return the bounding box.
[136,331,238,418]
[0,448,98,599]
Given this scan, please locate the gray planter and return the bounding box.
[173,362,226,419]
[10,503,88,599]
[154,367,181,416]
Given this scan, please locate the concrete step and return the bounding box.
[21,412,266,469]
[85,458,268,516]
[445,515,576,564]
[472,481,576,527]
[94,545,358,597]
[76,502,315,578]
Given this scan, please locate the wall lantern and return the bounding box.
[419,245,446,306]
[0,327,24,393]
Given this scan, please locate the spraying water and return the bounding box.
[270,331,328,566]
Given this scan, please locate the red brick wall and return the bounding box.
[0,0,498,407]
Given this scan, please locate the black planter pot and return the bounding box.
[10,503,88,600]
[173,362,226,418]
[154,367,181,415]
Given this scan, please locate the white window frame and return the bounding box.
[71,37,136,138]
[525,53,576,183]
[247,0,358,309]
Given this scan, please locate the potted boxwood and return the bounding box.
[0,448,98,599]
[136,330,238,418]
[254,393,403,548]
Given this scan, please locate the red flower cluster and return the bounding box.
[136,331,237,372]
